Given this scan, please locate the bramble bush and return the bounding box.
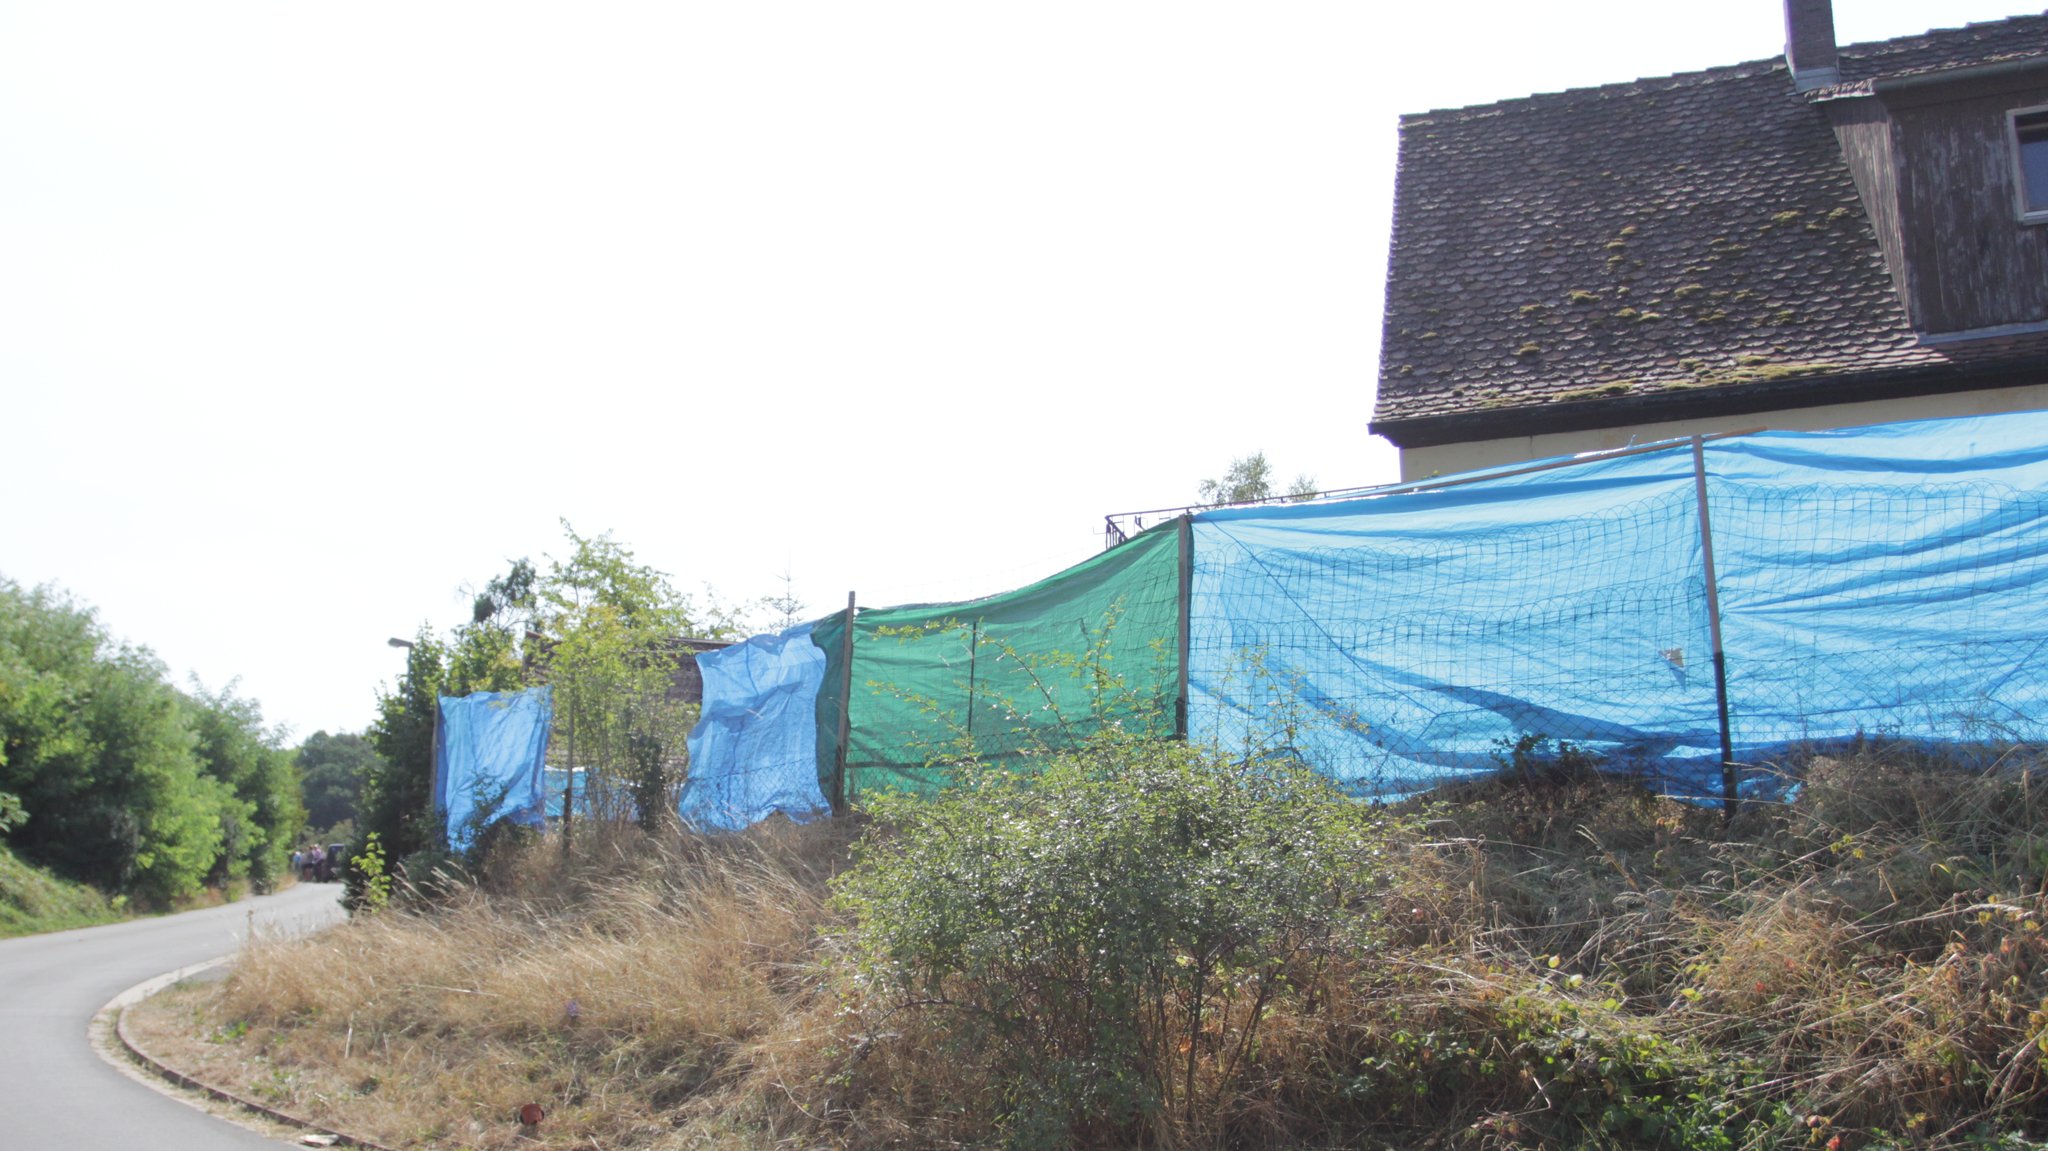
[832,731,1406,1149]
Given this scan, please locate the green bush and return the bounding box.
[1328,977,1787,1151]
[834,732,1404,1149]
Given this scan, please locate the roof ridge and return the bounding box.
[1402,11,2048,124]
[1400,57,1785,124]
[1837,9,2048,58]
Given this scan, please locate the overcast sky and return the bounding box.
[2,1,2037,741]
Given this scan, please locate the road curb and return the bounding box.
[99,960,404,1151]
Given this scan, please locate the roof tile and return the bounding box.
[1373,13,2048,434]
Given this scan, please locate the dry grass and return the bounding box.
[1371,742,2048,1147]
[181,816,853,1149]
[152,744,2048,1150]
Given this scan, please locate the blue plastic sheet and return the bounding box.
[1188,412,2048,799]
[1189,444,1717,797]
[542,767,595,821]
[434,687,553,849]
[1707,420,2048,762]
[680,623,832,830]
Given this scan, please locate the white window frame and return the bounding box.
[2010,103,2048,225]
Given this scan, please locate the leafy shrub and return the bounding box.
[1324,970,1787,1150]
[348,832,392,912]
[833,732,1404,1149]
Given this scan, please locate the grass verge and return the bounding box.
[0,840,124,938]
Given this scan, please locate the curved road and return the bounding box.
[0,882,345,1149]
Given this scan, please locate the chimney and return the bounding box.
[1785,0,1841,91]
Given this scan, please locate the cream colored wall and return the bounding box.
[1397,383,2048,481]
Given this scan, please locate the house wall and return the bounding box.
[1397,379,2048,480]
[1886,73,2048,334]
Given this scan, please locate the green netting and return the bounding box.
[815,521,1183,800]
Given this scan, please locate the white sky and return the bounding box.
[2,1,2037,741]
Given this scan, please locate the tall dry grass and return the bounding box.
[193,743,2048,1150]
[216,816,853,1149]
[1356,742,2048,1148]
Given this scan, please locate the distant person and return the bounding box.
[290,848,303,878]
[307,844,327,882]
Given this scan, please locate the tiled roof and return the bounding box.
[1829,11,2048,88]
[1372,13,2048,439]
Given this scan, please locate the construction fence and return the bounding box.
[671,411,2048,829]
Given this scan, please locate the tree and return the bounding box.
[0,578,310,904]
[762,567,807,632]
[469,557,538,633]
[185,679,304,892]
[360,628,453,873]
[457,557,539,689]
[1197,451,1319,506]
[296,730,382,834]
[0,579,227,905]
[535,524,708,834]
[358,552,543,876]
[354,525,745,874]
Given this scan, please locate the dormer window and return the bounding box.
[2014,106,2048,223]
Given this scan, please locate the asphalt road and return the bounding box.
[0,882,345,1149]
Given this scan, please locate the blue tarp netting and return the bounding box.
[679,410,2048,824]
[543,768,595,821]
[434,686,553,849]
[680,622,832,830]
[1189,414,2048,799]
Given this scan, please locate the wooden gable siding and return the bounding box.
[1827,98,1910,314]
[1867,71,2048,335]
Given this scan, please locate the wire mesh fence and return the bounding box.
[675,416,2048,826]
[542,680,698,832]
[1189,482,1723,799]
[1711,478,2048,755]
[820,521,1186,804]
[1185,439,2048,807]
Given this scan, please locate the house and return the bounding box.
[1369,1,2048,481]
[661,636,733,706]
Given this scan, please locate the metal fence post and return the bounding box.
[561,678,575,857]
[1176,515,1193,741]
[833,592,855,815]
[1691,436,1738,822]
[966,620,979,737]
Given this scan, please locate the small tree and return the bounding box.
[1197,451,1318,505]
[353,527,738,885]
[538,526,680,826]
[763,566,807,632]
[359,628,451,875]
[354,619,525,904]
